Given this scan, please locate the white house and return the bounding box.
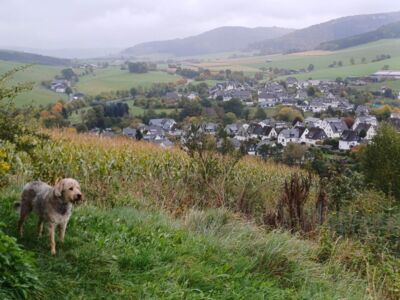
[339,130,360,150]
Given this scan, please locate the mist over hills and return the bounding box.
[319,20,400,50]
[0,49,71,65]
[251,11,400,54]
[122,26,294,57]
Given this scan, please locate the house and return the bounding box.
[143,126,166,141]
[122,127,137,138]
[71,92,85,100]
[225,123,241,136]
[201,122,218,135]
[231,90,252,102]
[304,117,323,128]
[148,118,176,131]
[354,123,376,140]
[352,116,378,130]
[286,77,298,88]
[162,92,181,101]
[151,138,174,148]
[277,128,307,146]
[302,127,328,145]
[339,130,360,150]
[248,123,277,140]
[308,99,328,113]
[355,105,369,116]
[187,92,199,100]
[320,118,348,139]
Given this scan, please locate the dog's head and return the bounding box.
[54,178,83,203]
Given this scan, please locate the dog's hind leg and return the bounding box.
[37,219,44,237]
[17,205,32,238]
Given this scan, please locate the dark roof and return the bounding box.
[341,130,360,142]
[306,127,327,140]
[354,123,372,134]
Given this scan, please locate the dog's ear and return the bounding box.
[54,179,64,197]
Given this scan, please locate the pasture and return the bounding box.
[75,67,183,95]
[0,60,67,107]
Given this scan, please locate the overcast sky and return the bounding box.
[0,0,399,50]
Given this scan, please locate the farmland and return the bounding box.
[75,67,183,95]
[187,39,400,80]
[0,60,67,107]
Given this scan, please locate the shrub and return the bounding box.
[0,225,41,299]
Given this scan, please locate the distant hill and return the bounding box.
[122,26,294,57]
[0,49,70,65]
[319,21,400,50]
[251,11,400,54]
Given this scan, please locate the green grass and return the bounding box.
[0,60,67,107]
[75,67,182,95]
[0,187,367,299]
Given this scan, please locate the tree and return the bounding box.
[254,107,267,120]
[282,143,307,165]
[65,86,72,95]
[222,99,244,118]
[223,112,237,125]
[135,129,143,140]
[130,87,138,98]
[61,68,77,80]
[337,61,343,67]
[307,64,315,72]
[276,107,304,123]
[128,62,148,73]
[307,86,317,97]
[350,57,355,65]
[361,57,367,64]
[362,124,400,201]
[254,72,264,81]
[0,67,43,153]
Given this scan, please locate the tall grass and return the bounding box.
[27,129,315,223]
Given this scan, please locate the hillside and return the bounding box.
[251,11,400,54]
[189,39,400,79]
[0,60,67,107]
[0,49,70,66]
[319,21,400,50]
[122,26,294,57]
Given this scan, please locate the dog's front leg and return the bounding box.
[58,223,67,245]
[48,223,56,255]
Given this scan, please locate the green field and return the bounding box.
[76,67,183,95]
[189,39,400,80]
[0,60,67,107]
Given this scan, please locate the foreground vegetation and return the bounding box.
[0,186,369,299]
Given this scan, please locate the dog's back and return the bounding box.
[14,181,52,216]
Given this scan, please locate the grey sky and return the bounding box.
[0,0,399,50]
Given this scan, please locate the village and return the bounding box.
[104,75,399,154]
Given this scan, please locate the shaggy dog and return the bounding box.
[14,178,83,255]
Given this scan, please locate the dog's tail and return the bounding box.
[13,202,21,214]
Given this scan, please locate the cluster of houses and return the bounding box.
[205,78,357,113]
[114,104,387,153]
[50,79,70,93]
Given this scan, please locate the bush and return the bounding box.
[0,225,41,299]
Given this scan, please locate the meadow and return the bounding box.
[75,67,183,95]
[0,60,67,107]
